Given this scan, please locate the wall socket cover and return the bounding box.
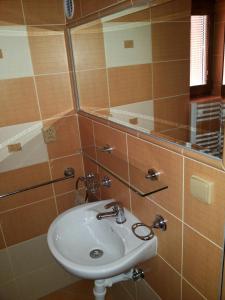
[42,126,57,144]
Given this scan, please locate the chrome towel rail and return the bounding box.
[0,167,75,199]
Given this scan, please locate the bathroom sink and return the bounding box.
[47,199,157,279]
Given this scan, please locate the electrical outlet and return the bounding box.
[42,126,56,144]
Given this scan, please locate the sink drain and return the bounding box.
[90,249,104,259]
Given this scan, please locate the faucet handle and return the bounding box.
[104,201,123,210]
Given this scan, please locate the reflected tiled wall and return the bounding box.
[0,0,83,298]
[76,1,225,299]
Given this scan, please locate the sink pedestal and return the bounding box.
[93,269,134,300]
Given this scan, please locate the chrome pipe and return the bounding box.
[0,167,75,199]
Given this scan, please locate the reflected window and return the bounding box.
[190,15,209,87]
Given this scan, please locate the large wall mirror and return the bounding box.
[68,0,225,160]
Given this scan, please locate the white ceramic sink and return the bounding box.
[47,199,157,279]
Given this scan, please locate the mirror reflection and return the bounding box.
[70,0,225,159]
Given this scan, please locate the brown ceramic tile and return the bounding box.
[99,168,131,209]
[45,115,81,159]
[152,21,190,62]
[0,162,53,213]
[138,131,184,154]
[157,128,190,144]
[78,115,96,159]
[127,135,183,218]
[108,64,152,107]
[0,77,40,127]
[28,26,69,75]
[0,227,5,249]
[213,22,225,57]
[76,68,109,110]
[151,0,191,22]
[35,73,75,120]
[153,95,190,132]
[182,280,205,300]
[80,0,99,16]
[184,148,223,171]
[184,158,225,247]
[131,193,182,272]
[141,255,181,300]
[50,153,84,195]
[98,1,132,18]
[80,0,120,16]
[83,156,98,175]
[71,22,106,71]
[153,60,189,99]
[0,0,24,25]
[22,0,65,25]
[183,225,222,300]
[56,191,76,213]
[0,198,57,246]
[94,122,129,181]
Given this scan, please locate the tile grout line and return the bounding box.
[182,278,207,300]
[76,115,86,180]
[125,133,132,212]
[47,160,59,215]
[180,156,185,300]
[20,0,26,25]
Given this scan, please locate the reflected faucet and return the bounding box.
[96,201,126,224]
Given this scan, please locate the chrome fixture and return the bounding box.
[132,215,167,241]
[101,176,112,188]
[145,168,161,180]
[0,167,75,199]
[132,268,145,281]
[97,144,114,154]
[96,201,126,224]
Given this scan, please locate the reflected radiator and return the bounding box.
[191,99,224,157]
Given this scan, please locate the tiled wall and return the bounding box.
[0,1,83,299]
[70,0,190,139]
[75,0,225,299]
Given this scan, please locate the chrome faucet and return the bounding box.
[96,201,126,224]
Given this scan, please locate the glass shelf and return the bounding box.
[83,152,168,197]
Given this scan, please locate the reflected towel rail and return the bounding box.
[0,167,75,199]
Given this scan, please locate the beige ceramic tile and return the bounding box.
[152,21,190,62]
[131,193,182,272]
[0,0,24,25]
[0,162,53,213]
[0,280,20,300]
[94,122,129,181]
[141,255,181,300]
[0,77,40,127]
[45,116,81,159]
[76,68,109,110]
[22,0,65,25]
[127,135,183,218]
[153,60,190,99]
[183,225,222,300]
[184,158,225,247]
[99,168,131,210]
[182,280,205,300]
[108,64,152,107]
[71,22,106,71]
[0,249,14,285]
[16,262,76,300]
[8,234,55,277]
[0,198,57,246]
[28,26,69,75]
[78,115,96,159]
[50,153,84,195]
[35,73,75,120]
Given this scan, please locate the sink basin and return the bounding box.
[47,199,157,279]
